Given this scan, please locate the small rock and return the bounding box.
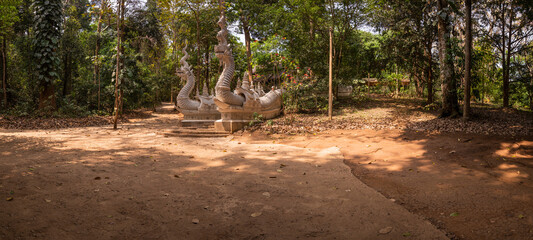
[379,227,393,234]
[45,199,52,203]
[262,192,270,197]
[251,212,262,217]
[449,150,456,154]
[192,218,200,224]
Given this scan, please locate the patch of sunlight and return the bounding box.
[497,170,527,183]
[497,163,520,170]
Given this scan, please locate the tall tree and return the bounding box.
[33,0,62,111]
[93,0,111,110]
[0,0,22,108]
[480,0,533,108]
[371,0,437,103]
[113,0,124,129]
[437,0,460,117]
[464,0,472,119]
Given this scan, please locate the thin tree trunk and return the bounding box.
[95,1,103,110]
[2,37,7,108]
[500,3,508,108]
[118,0,125,114]
[113,0,122,129]
[426,41,433,104]
[205,42,210,93]
[94,11,102,85]
[195,12,201,93]
[62,54,71,97]
[503,7,513,108]
[328,27,333,120]
[242,15,253,84]
[529,64,533,110]
[437,0,459,117]
[463,0,472,119]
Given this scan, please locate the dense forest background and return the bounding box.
[0,0,532,118]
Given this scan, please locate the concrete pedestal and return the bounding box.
[214,106,256,133]
[177,108,221,128]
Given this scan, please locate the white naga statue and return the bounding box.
[175,44,220,125]
[213,13,283,132]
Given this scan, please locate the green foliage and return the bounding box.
[1,0,532,116]
[0,0,22,36]
[249,112,264,126]
[33,0,62,84]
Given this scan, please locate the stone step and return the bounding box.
[179,120,216,128]
[164,128,229,138]
[164,132,229,138]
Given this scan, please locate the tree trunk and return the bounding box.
[38,83,56,111]
[437,0,459,118]
[113,0,122,129]
[2,37,7,108]
[503,7,513,108]
[95,1,103,110]
[328,27,333,120]
[500,3,508,108]
[205,42,210,93]
[62,53,72,97]
[242,15,253,84]
[195,12,201,93]
[426,41,433,104]
[463,0,472,119]
[414,70,424,97]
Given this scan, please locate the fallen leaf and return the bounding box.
[403,232,411,237]
[276,169,283,173]
[379,227,393,234]
[192,218,200,224]
[6,197,13,201]
[94,177,101,180]
[45,199,52,203]
[518,214,525,219]
[251,212,262,217]
[450,212,459,217]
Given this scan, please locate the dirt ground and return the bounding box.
[1,99,532,239]
[238,129,533,240]
[237,97,533,240]
[0,104,447,239]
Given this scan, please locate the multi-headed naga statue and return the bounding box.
[213,13,283,132]
[175,44,220,125]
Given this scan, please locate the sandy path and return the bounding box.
[0,108,447,239]
[237,129,533,239]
